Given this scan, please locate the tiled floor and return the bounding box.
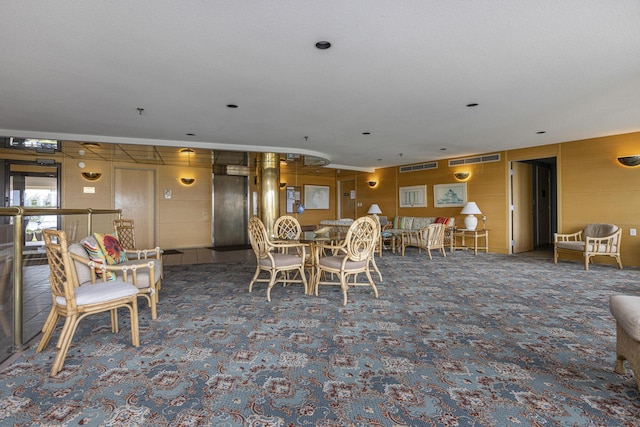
[0,247,254,365]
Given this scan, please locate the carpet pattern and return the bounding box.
[1,251,640,426]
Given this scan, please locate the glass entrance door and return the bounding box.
[6,162,60,248]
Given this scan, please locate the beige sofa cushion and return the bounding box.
[584,223,618,238]
[610,295,640,342]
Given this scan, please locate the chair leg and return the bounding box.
[370,257,382,282]
[110,308,119,333]
[129,299,140,347]
[299,266,309,295]
[340,272,349,306]
[36,308,59,353]
[50,315,79,377]
[266,272,278,302]
[249,266,261,292]
[553,247,558,264]
[616,255,623,269]
[148,290,158,320]
[584,255,590,271]
[365,269,379,298]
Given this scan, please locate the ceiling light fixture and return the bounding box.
[362,132,371,135]
[315,41,331,49]
[137,107,144,115]
[226,104,238,108]
[536,131,546,134]
[186,133,195,136]
[466,103,479,107]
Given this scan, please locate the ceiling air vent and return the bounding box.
[399,161,438,173]
[448,153,500,167]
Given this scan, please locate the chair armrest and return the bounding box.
[70,253,157,286]
[123,247,162,260]
[585,229,621,253]
[554,230,583,243]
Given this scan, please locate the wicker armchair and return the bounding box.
[38,229,139,376]
[248,216,308,300]
[314,216,379,306]
[554,223,622,270]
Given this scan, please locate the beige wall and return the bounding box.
[353,131,640,266]
[4,132,639,264]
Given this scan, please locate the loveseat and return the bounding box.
[68,234,162,319]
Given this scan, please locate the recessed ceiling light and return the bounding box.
[315,41,331,50]
[186,133,195,136]
[466,103,479,107]
[362,132,371,135]
[536,131,546,134]
[226,104,238,108]
[440,148,447,151]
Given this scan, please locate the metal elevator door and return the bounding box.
[213,174,248,247]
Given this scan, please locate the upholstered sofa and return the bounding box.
[391,216,455,230]
[68,235,162,319]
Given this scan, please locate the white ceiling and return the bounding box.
[2,1,639,172]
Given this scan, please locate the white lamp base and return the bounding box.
[464,215,478,230]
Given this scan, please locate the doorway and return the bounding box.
[3,160,61,249]
[339,179,356,219]
[510,157,557,254]
[114,168,156,248]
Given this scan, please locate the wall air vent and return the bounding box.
[448,153,500,167]
[399,161,438,173]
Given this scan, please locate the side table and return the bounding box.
[450,229,489,255]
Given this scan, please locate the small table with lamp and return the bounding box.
[453,202,489,255]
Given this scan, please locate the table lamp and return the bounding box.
[367,204,382,216]
[460,202,482,230]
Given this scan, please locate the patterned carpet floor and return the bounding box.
[1,250,640,426]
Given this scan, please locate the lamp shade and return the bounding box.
[460,202,482,215]
[367,204,382,215]
[460,202,482,230]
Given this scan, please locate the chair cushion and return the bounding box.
[610,295,640,342]
[81,236,116,281]
[69,243,94,285]
[55,281,138,306]
[584,223,618,238]
[94,232,128,264]
[319,255,367,270]
[258,253,302,268]
[555,241,585,251]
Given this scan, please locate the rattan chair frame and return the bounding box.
[248,216,308,300]
[314,216,379,306]
[37,229,140,377]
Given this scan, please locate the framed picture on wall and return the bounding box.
[399,185,427,207]
[433,183,466,207]
[304,185,330,209]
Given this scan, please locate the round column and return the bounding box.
[258,152,280,236]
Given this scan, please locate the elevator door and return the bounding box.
[213,174,248,247]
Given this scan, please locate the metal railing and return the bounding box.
[0,207,122,353]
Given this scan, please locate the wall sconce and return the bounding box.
[454,172,470,180]
[617,155,640,167]
[180,177,195,185]
[280,182,287,188]
[81,172,102,181]
[368,180,377,187]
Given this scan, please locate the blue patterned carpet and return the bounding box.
[1,250,640,426]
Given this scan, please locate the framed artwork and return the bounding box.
[304,185,330,209]
[399,185,427,208]
[433,183,467,207]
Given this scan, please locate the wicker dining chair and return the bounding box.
[248,216,308,300]
[37,229,140,376]
[314,216,379,306]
